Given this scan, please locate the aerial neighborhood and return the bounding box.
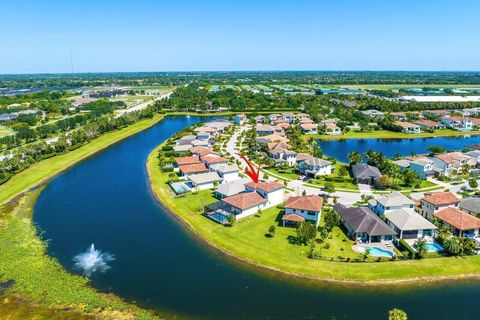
[155,109,480,262]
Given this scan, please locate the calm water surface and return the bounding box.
[34,116,480,319]
[319,135,480,162]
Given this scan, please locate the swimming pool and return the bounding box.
[426,242,444,252]
[356,246,395,258]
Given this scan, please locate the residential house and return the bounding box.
[201,155,228,168]
[409,158,435,179]
[431,152,472,176]
[283,195,323,226]
[296,113,310,121]
[351,164,382,185]
[395,121,422,134]
[256,134,290,145]
[297,155,332,177]
[210,164,239,183]
[333,204,396,243]
[418,191,460,220]
[441,116,473,131]
[268,114,282,123]
[268,141,297,166]
[282,112,296,124]
[196,131,211,141]
[211,192,268,221]
[234,113,247,125]
[179,163,210,178]
[215,178,250,199]
[188,172,221,190]
[362,109,384,119]
[244,181,285,208]
[256,124,283,136]
[415,120,446,130]
[325,123,341,135]
[390,112,408,121]
[459,197,480,217]
[423,110,450,118]
[434,207,480,236]
[368,191,415,215]
[300,123,318,134]
[174,156,201,171]
[254,115,266,123]
[384,209,437,240]
[191,147,220,158]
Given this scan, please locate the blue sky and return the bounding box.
[1,0,479,74]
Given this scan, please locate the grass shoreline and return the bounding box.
[311,129,480,141]
[146,142,480,286]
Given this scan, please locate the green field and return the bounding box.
[0,125,13,138]
[340,84,480,90]
[148,143,480,284]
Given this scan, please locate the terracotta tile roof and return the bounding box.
[434,152,470,165]
[175,156,201,166]
[434,207,480,230]
[422,192,460,206]
[470,118,480,125]
[222,192,267,210]
[395,121,420,128]
[445,116,471,122]
[191,147,219,157]
[179,163,209,174]
[282,213,305,222]
[285,195,323,212]
[245,181,284,193]
[202,155,228,164]
[301,123,317,130]
[415,119,444,127]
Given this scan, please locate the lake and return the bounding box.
[34,116,480,319]
[319,135,480,162]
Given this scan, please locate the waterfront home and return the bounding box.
[409,158,435,179]
[393,159,411,171]
[191,147,220,158]
[414,119,446,130]
[351,164,382,185]
[368,191,415,215]
[395,121,422,134]
[333,204,396,243]
[234,113,247,125]
[431,152,472,176]
[245,181,285,208]
[254,115,266,123]
[174,156,201,171]
[362,109,384,119]
[325,123,341,135]
[179,163,210,178]
[297,155,332,177]
[214,178,250,199]
[194,126,216,134]
[176,135,196,145]
[196,131,211,141]
[214,192,268,220]
[191,139,210,147]
[188,172,221,190]
[268,142,297,166]
[440,116,473,131]
[256,134,290,145]
[201,155,228,168]
[459,197,480,217]
[418,191,460,220]
[174,144,193,153]
[390,112,408,121]
[384,209,437,240]
[283,195,323,227]
[300,123,318,134]
[210,164,239,183]
[434,207,480,237]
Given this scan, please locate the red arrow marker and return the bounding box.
[237,153,260,183]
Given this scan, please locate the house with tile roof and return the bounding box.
[188,172,221,190]
[414,119,446,130]
[368,191,415,215]
[215,178,250,199]
[179,163,210,177]
[384,209,437,240]
[431,152,472,176]
[300,123,318,134]
[351,164,382,185]
[210,164,239,183]
[267,141,297,166]
[333,203,396,243]
[394,121,422,133]
[245,181,285,208]
[434,207,480,237]
[297,155,332,177]
[283,195,323,226]
[418,191,460,221]
[174,156,201,170]
[441,116,473,131]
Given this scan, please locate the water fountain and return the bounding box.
[73,244,115,277]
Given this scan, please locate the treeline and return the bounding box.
[0,108,155,184]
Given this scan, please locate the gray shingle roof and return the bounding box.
[351,164,382,179]
[333,204,395,236]
[459,197,480,215]
[384,209,436,231]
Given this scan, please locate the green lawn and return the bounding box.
[0,115,164,204]
[148,144,480,283]
[268,167,300,180]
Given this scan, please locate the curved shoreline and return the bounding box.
[146,142,480,287]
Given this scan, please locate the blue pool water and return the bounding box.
[426,242,444,252]
[358,246,394,258]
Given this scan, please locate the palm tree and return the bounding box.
[443,236,461,256]
[413,238,428,259]
[348,151,362,165]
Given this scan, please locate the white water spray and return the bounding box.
[73,244,115,277]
